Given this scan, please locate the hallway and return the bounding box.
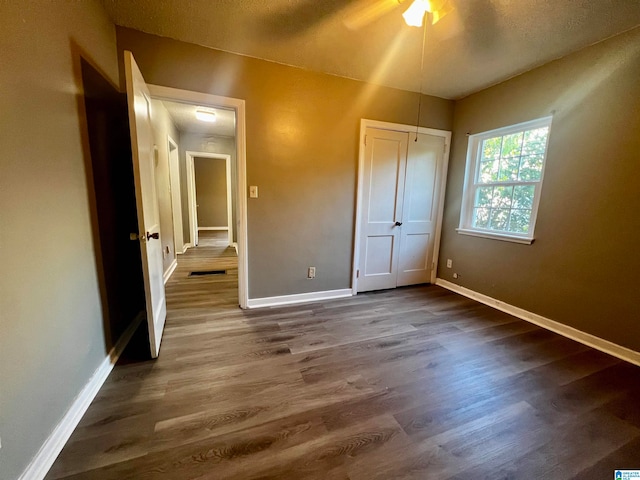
[45,247,640,479]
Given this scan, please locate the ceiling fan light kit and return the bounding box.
[402,0,451,27]
[402,0,428,27]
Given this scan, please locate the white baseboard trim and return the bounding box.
[198,227,228,231]
[232,242,238,255]
[163,258,178,284]
[247,288,353,309]
[435,278,640,367]
[18,313,143,480]
[182,243,191,253]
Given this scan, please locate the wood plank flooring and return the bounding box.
[46,244,640,479]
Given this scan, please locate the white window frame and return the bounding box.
[457,116,552,244]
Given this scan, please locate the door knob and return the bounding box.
[130,232,147,242]
[146,231,160,240]
[395,221,403,226]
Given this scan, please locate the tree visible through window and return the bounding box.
[458,117,552,243]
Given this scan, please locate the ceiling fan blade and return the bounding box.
[343,0,405,30]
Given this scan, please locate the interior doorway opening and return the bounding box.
[147,84,248,309]
[186,152,234,249]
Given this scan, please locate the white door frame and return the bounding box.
[186,151,198,247]
[187,152,233,247]
[167,135,185,254]
[352,119,451,295]
[147,84,248,309]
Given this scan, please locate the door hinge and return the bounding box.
[443,143,447,153]
[364,135,367,146]
[357,269,360,278]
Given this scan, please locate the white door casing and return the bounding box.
[186,154,199,247]
[187,152,233,247]
[167,136,184,254]
[354,120,451,294]
[147,84,249,309]
[124,51,167,358]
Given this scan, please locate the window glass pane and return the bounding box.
[481,137,502,161]
[475,186,493,207]
[508,209,531,233]
[473,208,490,228]
[490,208,509,230]
[500,132,524,158]
[479,159,499,183]
[512,185,535,209]
[491,186,513,208]
[522,127,549,155]
[498,156,520,182]
[518,154,544,181]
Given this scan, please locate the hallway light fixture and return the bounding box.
[195,108,217,122]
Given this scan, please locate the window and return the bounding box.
[458,116,552,244]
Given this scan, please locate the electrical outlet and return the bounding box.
[307,266,316,279]
[446,259,453,268]
[453,273,459,279]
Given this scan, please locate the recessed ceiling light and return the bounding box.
[195,108,216,122]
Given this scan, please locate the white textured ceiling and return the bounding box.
[161,100,236,137]
[103,0,640,99]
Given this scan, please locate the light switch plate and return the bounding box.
[249,186,258,198]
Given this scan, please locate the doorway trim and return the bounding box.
[186,152,233,248]
[167,135,185,255]
[147,85,248,309]
[351,119,451,295]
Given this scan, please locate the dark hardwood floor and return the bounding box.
[46,244,640,479]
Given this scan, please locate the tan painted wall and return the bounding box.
[439,27,640,352]
[149,99,180,273]
[116,27,454,298]
[0,1,119,478]
[194,157,228,227]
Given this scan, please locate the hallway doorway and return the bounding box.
[147,84,248,309]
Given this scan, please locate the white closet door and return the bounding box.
[357,128,408,292]
[396,133,445,286]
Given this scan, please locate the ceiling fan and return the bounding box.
[343,0,454,30]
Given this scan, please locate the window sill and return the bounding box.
[456,228,534,244]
